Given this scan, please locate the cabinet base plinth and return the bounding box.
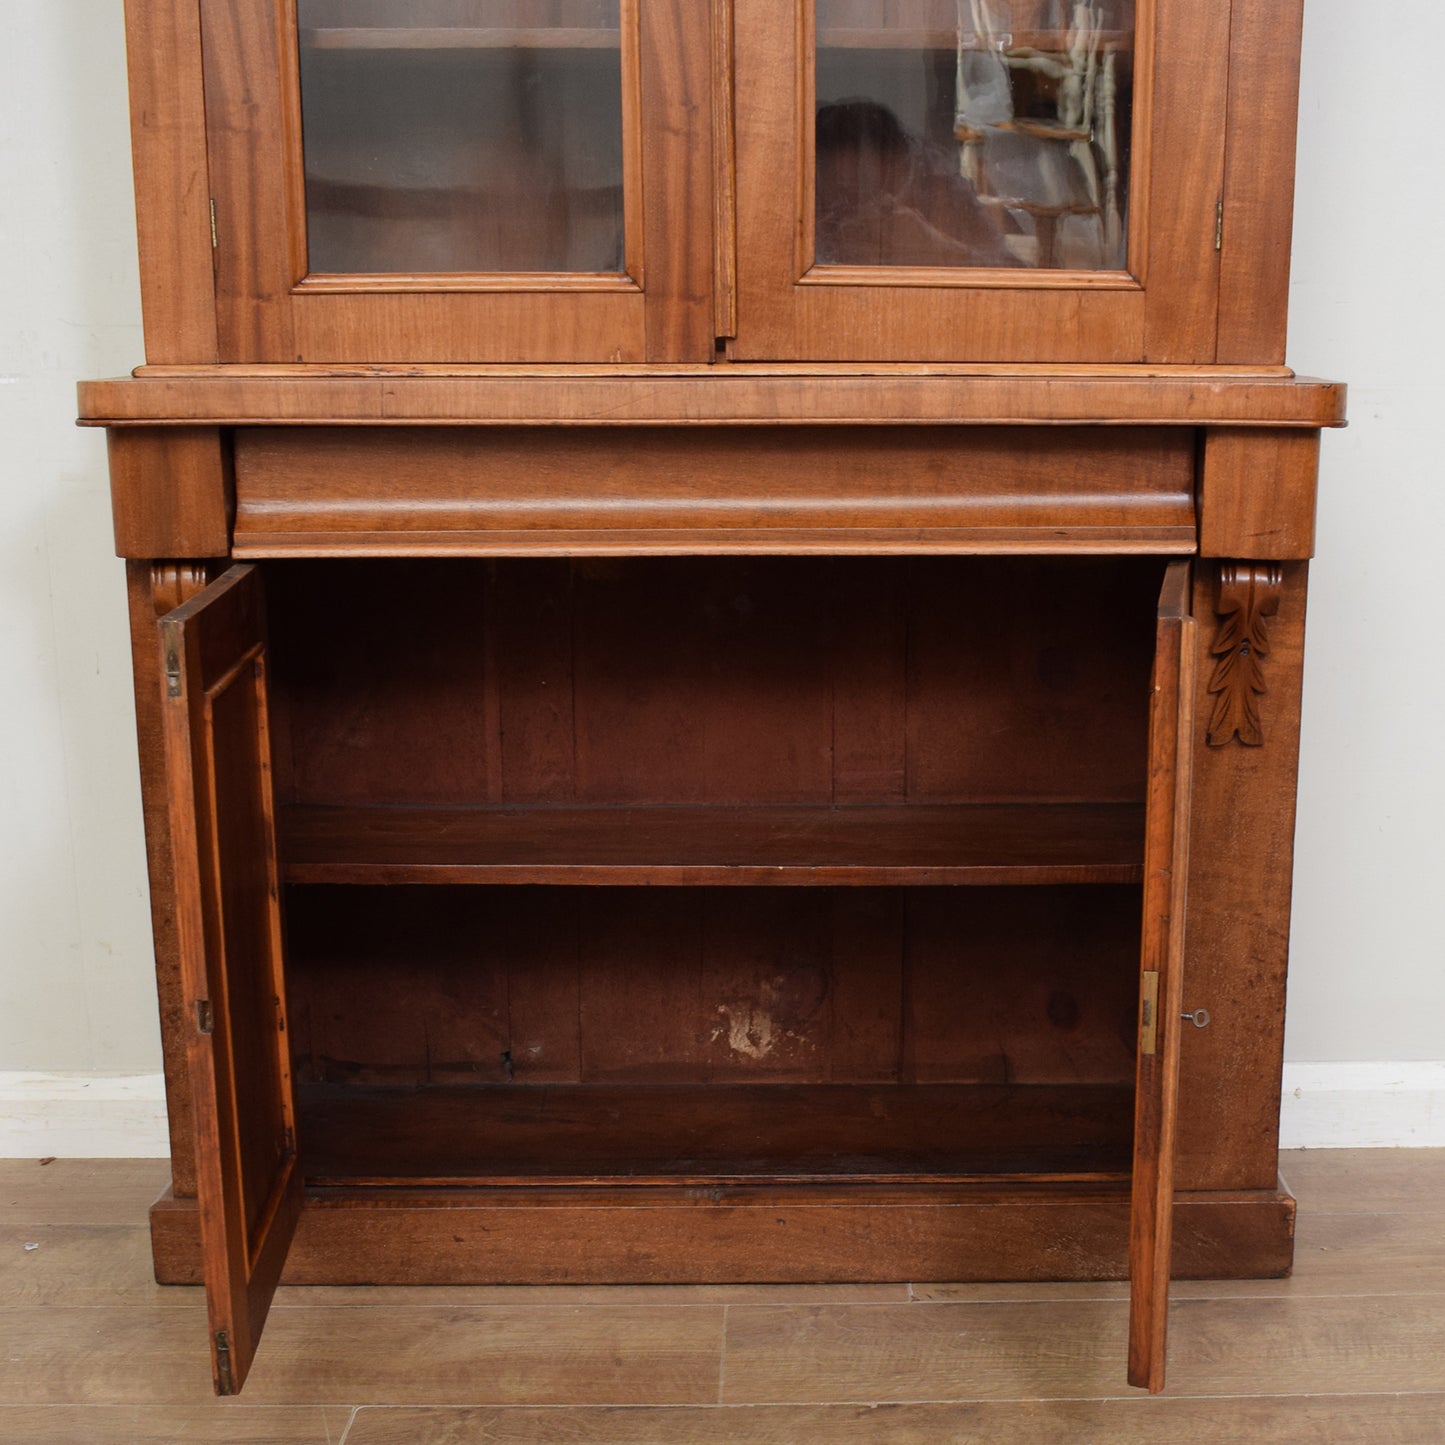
[149,1182,1295,1286]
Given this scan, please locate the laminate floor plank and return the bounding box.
[0,1160,169,1225]
[914,1208,1445,1303]
[1280,1148,1445,1213]
[278,1282,909,1308]
[249,1305,724,1407]
[0,1404,347,1444]
[0,1308,234,1405]
[1,1227,201,1308]
[720,1296,1445,1401]
[339,1395,1445,1445]
[0,1304,724,1406]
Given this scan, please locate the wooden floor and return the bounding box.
[4,1151,1445,1442]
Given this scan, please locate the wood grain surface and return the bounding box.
[279,801,1146,886]
[230,423,1196,555]
[108,427,233,559]
[121,0,219,364]
[78,368,1348,427]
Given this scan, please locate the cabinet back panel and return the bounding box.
[283,884,1140,1090]
[267,556,1162,807]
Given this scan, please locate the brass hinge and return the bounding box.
[1214,198,1224,252]
[164,647,181,698]
[1139,971,1160,1056]
[195,1000,213,1035]
[214,1329,235,1394]
[210,198,219,250]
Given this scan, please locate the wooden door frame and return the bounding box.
[1127,557,1196,1391]
[162,564,302,1394]
[730,0,1233,362]
[195,0,715,363]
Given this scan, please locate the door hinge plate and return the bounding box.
[1215,198,1224,251]
[210,198,219,250]
[196,1000,214,1035]
[1140,971,1160,1056]
[214,1328,235,1394]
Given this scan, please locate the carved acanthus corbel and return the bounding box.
[1206,563,1283,748]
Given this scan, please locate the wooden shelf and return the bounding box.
[817,28,1130,52]
[297,1081,1136,1186]
[302,27,619,52]
[280,802,1145,887]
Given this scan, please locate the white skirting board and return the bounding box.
[0,1072,170,1157]
[1,1065,1443,1157]
[1278,1062,1445,1149]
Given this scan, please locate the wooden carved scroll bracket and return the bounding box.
[1207,563,1283,748]
[149,563,211,618]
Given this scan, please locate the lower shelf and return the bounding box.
[296,1081,1135,1187]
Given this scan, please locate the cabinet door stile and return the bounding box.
[1127,557,1195,1392]
[161,564,301,1395]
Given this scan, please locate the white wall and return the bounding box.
[0,4,1439,1105]
[1,3,155,1075]
[1285,0,1445,1062]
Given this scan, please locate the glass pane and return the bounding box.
[296,1,626,275]
[815,1,1135,270]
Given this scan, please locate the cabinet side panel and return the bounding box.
[123,0,220,362]
[1174,562,1306,1192]
[1200,428,1319,561]
[109,428,234,560]
[1215,0,1305,364]
[127,562,211,1200]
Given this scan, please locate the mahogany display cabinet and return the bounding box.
[79,0,1344,1396]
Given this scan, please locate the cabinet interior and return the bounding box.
[265,554,1164,1190]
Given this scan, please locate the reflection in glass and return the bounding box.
[816,1,1135,270]
[297,1,626,275]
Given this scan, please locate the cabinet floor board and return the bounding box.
[296,1082,1137,1187]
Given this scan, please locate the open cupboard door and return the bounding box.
[1128,559,1197,1392]
[161,565,300,1395]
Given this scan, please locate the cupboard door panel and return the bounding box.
[732,0,1229,361]
[1127,557,1195,1392]
[200,0,712,361]
[161,565,300,1394]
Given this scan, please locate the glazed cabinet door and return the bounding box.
[200,0,714,362]
[1127,557,1195,1392]
[161,565,301,1395]
[731,0,1230,361]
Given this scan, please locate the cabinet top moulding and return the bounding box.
[77,367,1346,429]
